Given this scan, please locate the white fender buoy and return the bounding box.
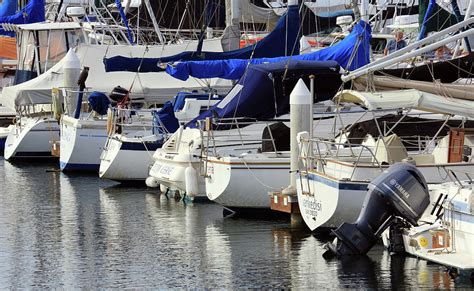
[106,108,113,135]
[145,176,159,188]
[185,165,199,197]
[159,184,168,193]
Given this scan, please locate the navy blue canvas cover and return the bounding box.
[186,60,342,128]
[104,5,300,72]
[153,101,179,134]
[88,91,110,115]
[166,20,371,81]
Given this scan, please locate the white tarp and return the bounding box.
[353,75,474,101]
[334,89,474,119]
[304,1,347,15]
[0,39,232,109]
[225,0,280,25]
[240,0,280,25]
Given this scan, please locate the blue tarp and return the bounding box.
[167,20,371,81]
[88,92,110,115]
[186,60,342,128]
[0,0,17,17]
[0,0,45,36]
[153,101,179,134]
[115,0,134,44]
[104,5,300,72]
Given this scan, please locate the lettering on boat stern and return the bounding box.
[150,163,163,175]
[207,164,214,176]
[159,165,173,176]
[301,196,322,220]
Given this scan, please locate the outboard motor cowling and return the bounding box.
[323,163,430,258]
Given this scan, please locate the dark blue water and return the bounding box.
[0,158,473,288]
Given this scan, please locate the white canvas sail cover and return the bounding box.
[304,0,347,15]
[334,89,474,118]
[240,0,280,24]
[353,75,474,101]
[373,134,408,164]
[0,40,232,109]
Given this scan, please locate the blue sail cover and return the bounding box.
[153,101,179,134]
[0,0,45,36]
[115,0,134,44]
[0,0,17,17]
[186,60,342,128]
[167,20,372,81]
[104,5,300,72]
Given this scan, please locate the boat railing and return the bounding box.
[13,104,57,132]
[198,117,294,155]
[107,107,171,138]
[298,135,384,180]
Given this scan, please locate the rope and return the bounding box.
[239,155,282,190]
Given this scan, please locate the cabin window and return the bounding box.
[16,29,83,74]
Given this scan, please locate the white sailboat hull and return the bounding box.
[99,134,161,181]
[60,116,107,171]
[206,154,290,209]
[4,117,59,159]
[149,150,206,197]
[297,162,474,231]
[401,184,474,271]
[296,172,369,230]
[149,126,265,198]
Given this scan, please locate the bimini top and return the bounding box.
[104,4,300,72]
[334,89,474,118]
[186,60,342,128]
[0,0,45,36]
[166,20,371,81]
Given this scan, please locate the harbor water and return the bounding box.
[0,157,473,288]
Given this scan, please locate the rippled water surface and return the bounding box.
[0,158,473,288]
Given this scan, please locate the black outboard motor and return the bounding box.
[323,163,430,258]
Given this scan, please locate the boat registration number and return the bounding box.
[157,165,174,176]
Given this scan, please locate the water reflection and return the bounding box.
[0,158,473,288]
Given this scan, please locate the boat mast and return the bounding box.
[360,0,369,22]
[143,0,165,44]
[352,0,361,21]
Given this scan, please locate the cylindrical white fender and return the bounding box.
[106,108,113,135]
[145,176,159,188]
[160,184,168,193]
[185,165,199,197]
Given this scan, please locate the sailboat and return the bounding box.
[98,92,224,182]
[384,179,474,275]
[296,10,474,231]
[1,0,235,162]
